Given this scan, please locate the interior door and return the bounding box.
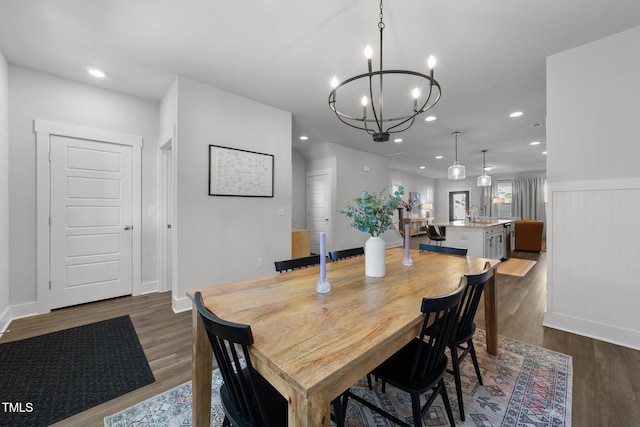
[307,171,331,256]
[49,135,133,309]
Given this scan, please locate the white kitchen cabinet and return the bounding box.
[436,220,511,259]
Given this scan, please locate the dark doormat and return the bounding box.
[0,315,155,426]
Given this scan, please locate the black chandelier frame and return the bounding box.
[328,1,442,142]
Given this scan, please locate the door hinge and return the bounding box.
[49,280,52,290]
[49,152,52,163]
[48,216,51,226]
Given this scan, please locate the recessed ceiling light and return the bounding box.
[87,68,107,78]
[299,136,308,141]
[542,151,547,155]
[425,116,437,122]
[435,155,443,159]
[509,111,523,118]
[529,141,540,146]
[394,138,403,143]
[419,165,426,169]
[484,166,493,171]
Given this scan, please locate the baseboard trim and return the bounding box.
[172,295,192,314]
[139,280,159,295]
[544,311,640,351]
[0,305,11,336]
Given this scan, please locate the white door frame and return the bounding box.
[158,138,174,293]
[35,119,143,314]
[306,168,333,254]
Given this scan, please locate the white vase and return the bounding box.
[365,236,386,277]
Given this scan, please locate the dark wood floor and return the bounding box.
[3,242,640,426]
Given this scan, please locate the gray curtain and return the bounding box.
[512,176,546,235]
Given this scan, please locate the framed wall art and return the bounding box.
[208,145,274,197]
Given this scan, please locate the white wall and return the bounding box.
[390,169,436,216]
[292,148,307,229]
[434,176,478,223]
[546,26,640,349]
[7,66,160,309]
[172,77,292,312]
[0,51,9,330]
[301,141,403,252]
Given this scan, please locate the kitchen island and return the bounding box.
[436,219,514,259]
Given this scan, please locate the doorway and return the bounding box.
[306,169,332,256]
[35,120,142,311]
[159,140,174,293]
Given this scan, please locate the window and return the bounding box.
[496,181,512,217]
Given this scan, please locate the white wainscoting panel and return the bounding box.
[545,178,640,349]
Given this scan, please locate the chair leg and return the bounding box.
[438,379,457,427]
[449,344,465,421]
[468,339,483,385]
[411,393,423,427]
[332,397,345,427]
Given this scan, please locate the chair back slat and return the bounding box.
[455,261,492,340]
[419,243,468,256]
[408,282,465,382]
[274,254,322,272]
[194,292,273,426]
[328,247,364,261]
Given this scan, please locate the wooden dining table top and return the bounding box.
[189,247,500,426]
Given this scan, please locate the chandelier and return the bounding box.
[477,150,492,186]
[448,131,466,180]
[328,0,441,142]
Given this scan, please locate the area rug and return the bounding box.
[0,315,155,427]
[497,258,537,277]
[104,330,571,427]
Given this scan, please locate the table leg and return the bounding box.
[483,270,498,355]
[288,390,332,427]
[192,304,213,427]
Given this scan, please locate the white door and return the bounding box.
[50,135,133,309]
[307,171,331,256]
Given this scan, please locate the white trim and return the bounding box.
[140,280,159,294]
[34,119,144,313]
[544,312,640,351]
[546,177,640,351]
[158,137,173,293]
[172,295,192,313]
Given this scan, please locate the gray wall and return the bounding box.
[170,77,292,311]
[292,148,307,229]
[0,51,9,325]
[7,66,159,309]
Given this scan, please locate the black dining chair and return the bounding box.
[328,247,364,262]
[194,291,345,427]
[448,261,492,421]
[343,283,465,427]
[426,225,446,245]
[274,255,321,273]
[419,243,468,256]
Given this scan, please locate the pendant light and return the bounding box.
[448,131,466,180]
[477,150,492,186]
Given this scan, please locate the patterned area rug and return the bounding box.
[105,330,571,427]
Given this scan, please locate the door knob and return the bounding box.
[123,225,133,230]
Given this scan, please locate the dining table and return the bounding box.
[188,247,500,427]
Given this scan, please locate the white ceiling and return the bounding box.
[1,0,640,178]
